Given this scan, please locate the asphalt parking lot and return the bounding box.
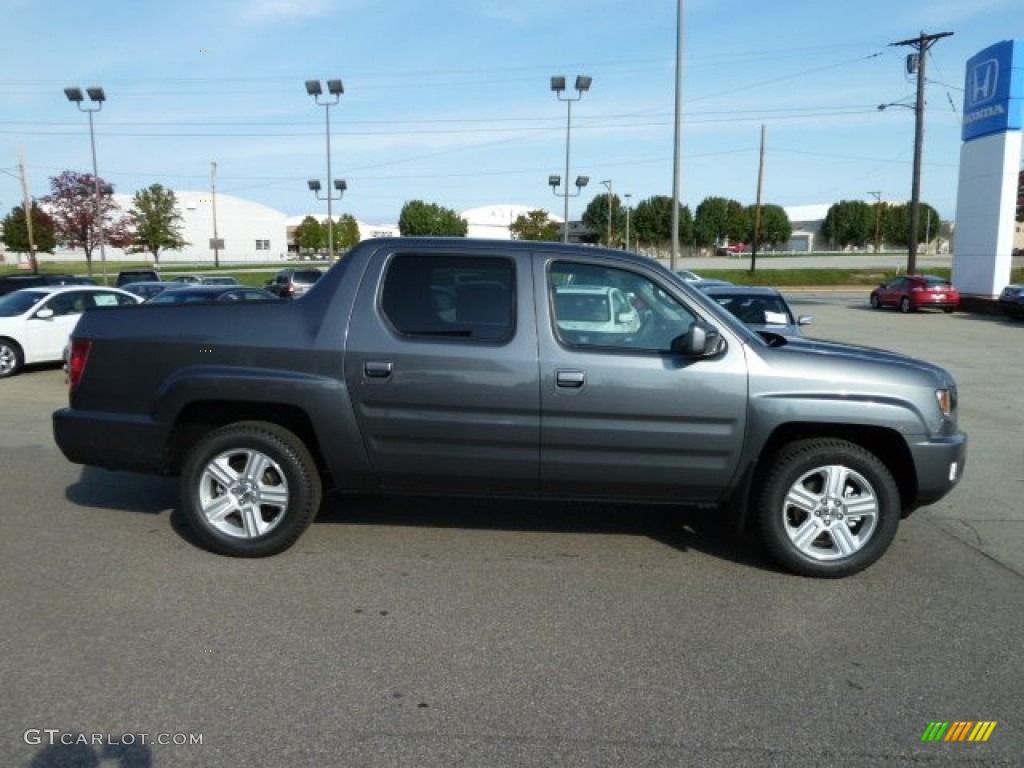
[1,294,1021,767]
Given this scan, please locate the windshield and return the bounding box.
[0,290,47,317]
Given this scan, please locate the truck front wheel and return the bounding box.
[756,438,900,578]
[180,421,322,557]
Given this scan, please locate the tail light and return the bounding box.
[68,339,92,391]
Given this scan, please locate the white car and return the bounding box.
[553,285,642,335]
[0,285,141,377]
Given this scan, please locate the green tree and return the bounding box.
[128,184,189,263]
[398,200,468,236]
[880,202,940,248]
[694,196,749,247]
[45,170,133,275]
[747,203,792,248]
[1,203,57,269]
[294,216,324,254]
[582,193,627,247]
[333,214,361,252]
[631,195,693,247]
[821,200,873,248]
[509,209,560,241]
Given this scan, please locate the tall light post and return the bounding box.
[305,79,344,260]
[548,175,589,241]
[624,193,632,251]
[868,190,883,253]
[551,75,592,243]
[307,179,347,258]
[64,86,108,284]
[600,179,614,246]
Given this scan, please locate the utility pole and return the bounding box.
[750,124,765,273]
[18,148,38,274]
[890,31,952,275]
[869,191,882,254]
[670,0,685,270]
[211,161,220,268]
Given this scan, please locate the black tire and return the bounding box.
[755,438,901,578]
[899,296,912,313]
[869,293,881,309]
[180,421,322,557]
[943,308,954,314]
[0,338,24,378]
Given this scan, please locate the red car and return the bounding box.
[869,274,959,313]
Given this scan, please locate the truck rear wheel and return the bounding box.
[180,421,322,557]
[756,438,900,578]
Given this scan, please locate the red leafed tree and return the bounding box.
[45,170,133,275]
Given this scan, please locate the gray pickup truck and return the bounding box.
[53,238,967,577]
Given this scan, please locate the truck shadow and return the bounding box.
[65,467,178,514]
[62,470,780,574]
[26,740,151,767]
[316,494,781,574]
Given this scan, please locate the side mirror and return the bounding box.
[797,315,813,326]
[616,311,634,325]
[34,308,55,320]
[670,321,723,357]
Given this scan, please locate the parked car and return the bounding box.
[121,281,171,301]
[0,274,95,297]
[673,270,733,290]
[869,275,959,313]
[144,285,278,304]
[166,274,239,286]
[702,285,812,336]
[553,285,642,339]
[998,283,1024,319]
[115,269,161,287]
[716,244,748,257]
[265,268,323,299]
[0,285,141,377]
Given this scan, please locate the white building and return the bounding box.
[462,204,554,239]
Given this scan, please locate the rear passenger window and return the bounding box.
[381,254,515,341]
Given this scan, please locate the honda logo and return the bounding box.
[968,58,998,106]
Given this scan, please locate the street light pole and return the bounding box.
[624,193,632,251]
[64,86,108,284]
[305,79,344,260]
[307,179,347,257]
[548,175,590,239]
[869,191,882,253]
[551,75,592,243]
[600,179,613,246]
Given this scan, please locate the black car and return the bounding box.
[998,283,1024,319]
[0,274,96,297]
[265,268,323,298]
[115,269,161,287]
[701,285,813,336]
[144,285,279,304]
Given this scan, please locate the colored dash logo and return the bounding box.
[921,721,997,742]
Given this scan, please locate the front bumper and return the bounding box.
[907,431,968,508]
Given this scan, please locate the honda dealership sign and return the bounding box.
[952,40,1023,298]
[962,40,1023,142]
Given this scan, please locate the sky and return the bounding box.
[0,0,1021,227]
